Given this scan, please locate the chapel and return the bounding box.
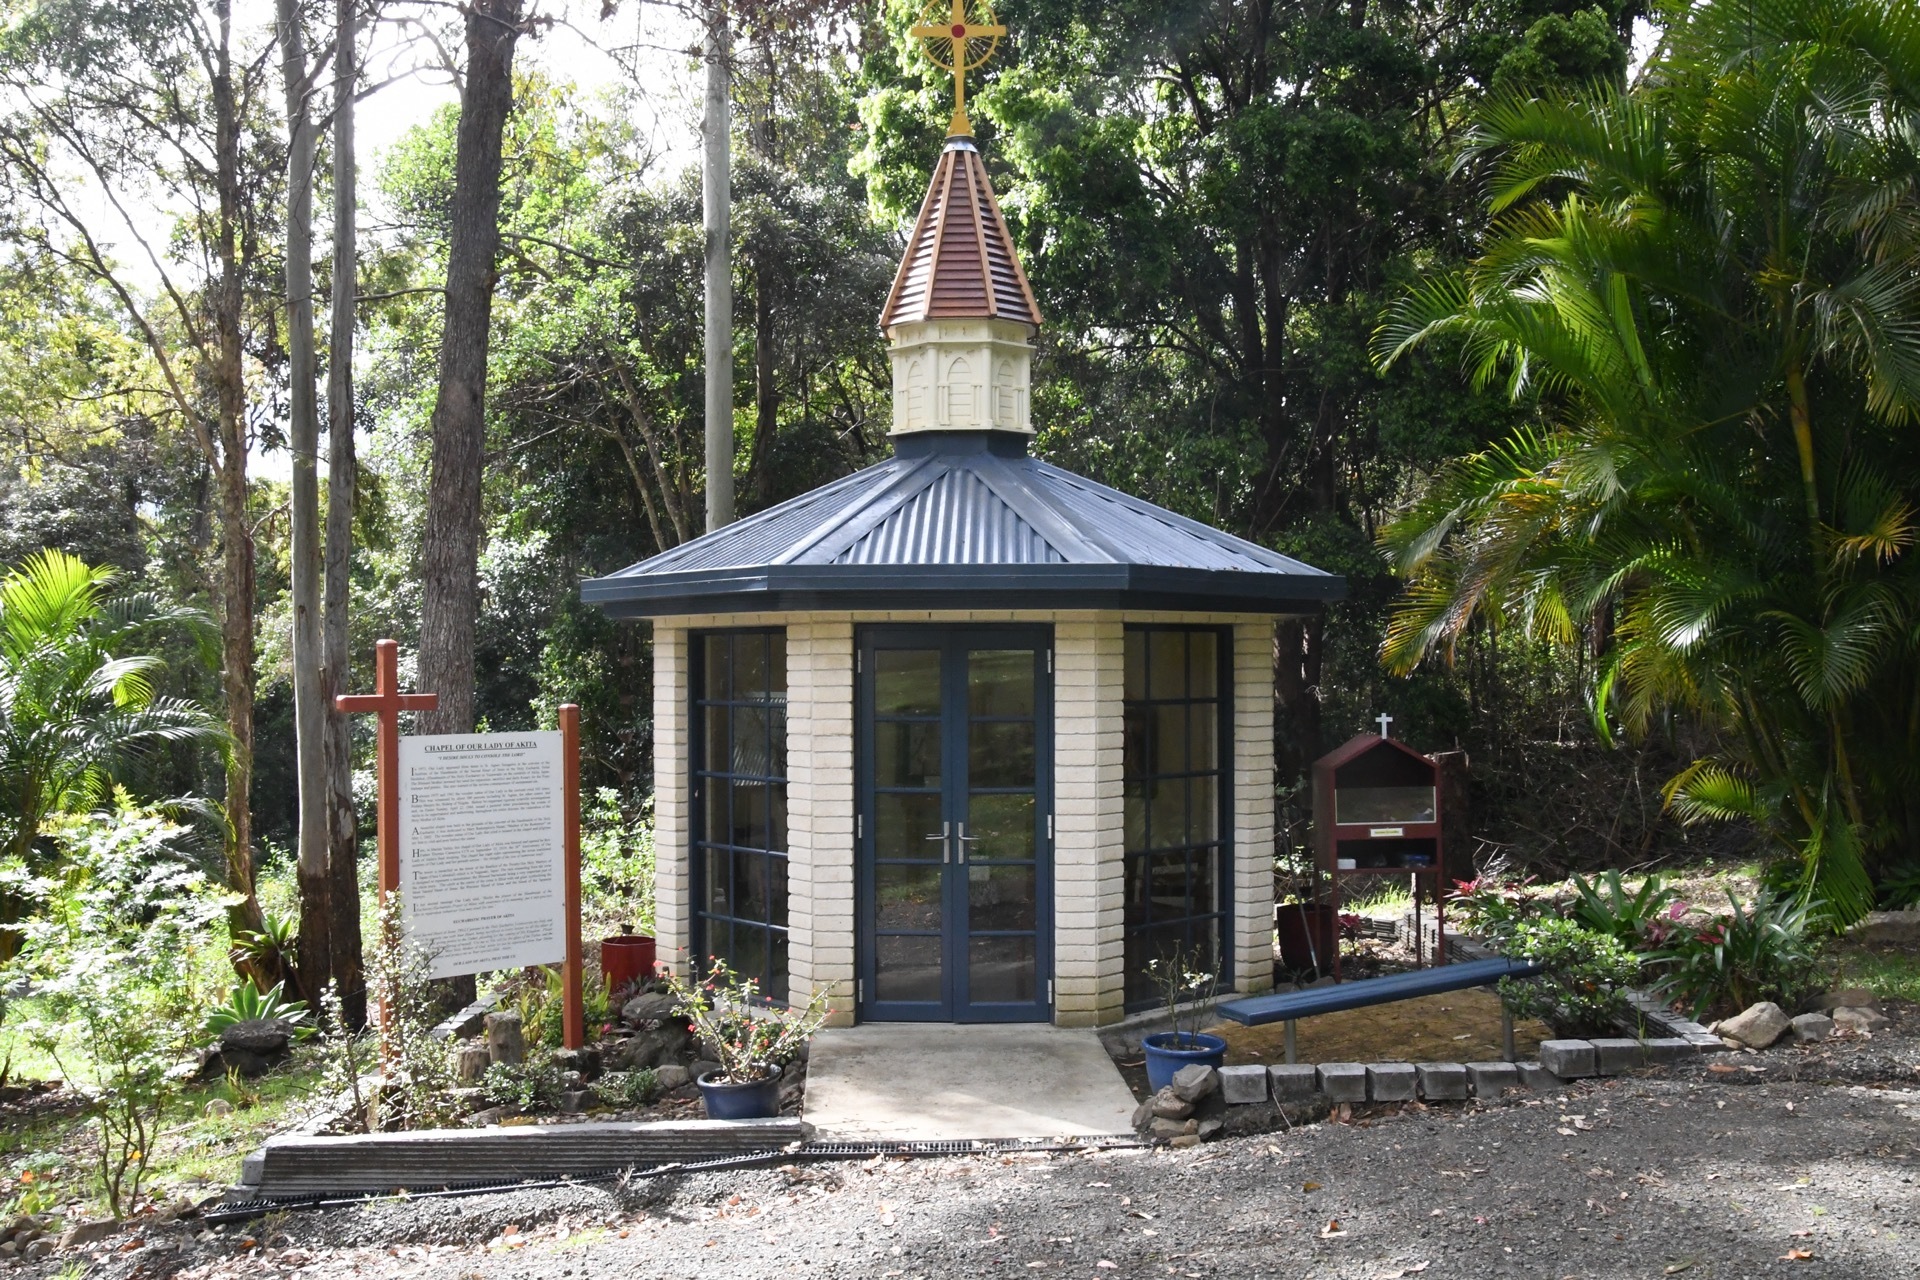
[583,44,1344,1027]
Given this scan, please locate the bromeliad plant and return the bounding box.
[1646,890,1824,1021]
[1569,871,1681,949]
[203,979,313,1040]
[664,958,830,1085]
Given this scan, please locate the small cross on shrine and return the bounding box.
[335,639,440,899]
[1375,711,1394,739]
[909,0,1007,137]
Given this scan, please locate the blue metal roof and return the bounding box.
[582,432,1345,617]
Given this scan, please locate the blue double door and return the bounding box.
[856,626,1053,1022]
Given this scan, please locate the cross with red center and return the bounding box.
[909,0,1006,137]
[335,638,439,899]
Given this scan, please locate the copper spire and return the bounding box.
[879,138,1042,331]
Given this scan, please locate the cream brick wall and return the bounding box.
[648,608,1292,1025]
[651,625,689,971]
[1053,615,1126,1027]
[1231,620,1279,996]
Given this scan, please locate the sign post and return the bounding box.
[337,640,584,1052]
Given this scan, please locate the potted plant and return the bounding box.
[1141,947,1225,1091]
[600,933,657,993]
[663,959,831,1119]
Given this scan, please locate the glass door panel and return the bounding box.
[858,629,1052,1022]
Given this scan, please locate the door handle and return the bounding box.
[926,821,951,863]
[956,824,981,863]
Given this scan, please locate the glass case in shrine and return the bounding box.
[1312,731,1447,972]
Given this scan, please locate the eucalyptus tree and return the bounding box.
[1375,0,1920,918]
[0,0,287,941]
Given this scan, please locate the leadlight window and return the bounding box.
[1122,626,1229,1008]
[693,629,788,999]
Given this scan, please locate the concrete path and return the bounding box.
[801,1022,1138,1140]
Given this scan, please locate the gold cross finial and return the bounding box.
[909,0,1006,138]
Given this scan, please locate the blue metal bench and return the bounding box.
[1217,957,1545,1064]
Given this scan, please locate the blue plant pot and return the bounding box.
[1143,1032,1228,1092]
[696,1068,783,1120]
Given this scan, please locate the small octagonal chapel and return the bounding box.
[584,107,1344,1028]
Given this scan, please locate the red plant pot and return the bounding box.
[600,934,657,993]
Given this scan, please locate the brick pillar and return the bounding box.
[787,618,857,1025]
[1231,619,1277,995]
[652,622,690,973]
[1053,615,1126,1026]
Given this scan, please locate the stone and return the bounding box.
[1316,1062,1367,1102]
[1590,1038,1647,1075]
[1130,1098,1152,1130]
[1196,1116,1225,1141]
[1148,1117,1187,1138]
[1833,1005,1892,1033]
[447,1086,488,1113]
[203,1097,233,1118]
[1168,1134,1202,1148]
[655,1063,692,1091]
[1268,1063,1320,1102]
[1465,1062,1518,1098]
[453,1044,492,1082]
[621,991,679,1026]
[463,1106,507,1128]
[688,1059,721,1085]
[59,1220,118,1250]
[1813,987,1879,1012]
[484,1011,526,1066]
[555,1047,602,1080]
[1538,1040,1597,1078]
[1715,1002,1790,1049]
[1367,1063,1417,1102]
[1416,1062,1469,1101]
[559,1089,597,1113]
[1790,1012,1834,1042]
[0,1241,14,1258]
[1170,1064,1219,1103]
[217,1019,293,1078]
[1150,1088,1193,1120]
[1848,910,1920,946]
[22,1239,50,1259]
[1514,1061,1560,1091]
[1219,1064,1269,1105]
[1641,1038,1696,1064]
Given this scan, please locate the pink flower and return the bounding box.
[1668,901,1689,920]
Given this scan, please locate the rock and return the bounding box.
[1169,1064,1218,1103]
[621,991,679,1026]
[463,1106,506,1128]
[0,1241,15,1258]
[655,1063,692,1091]
[59,1220,118,1250]
[1149,1087,1193,1120]
[1847,910,1920,946]
[1148,1116,1187,1138]
[1130,1098,1152,1130]
[203,1098,233,1118]
[1168,1134,1202,1149]
[22,1239,50,1259]
[217,1019,292,1078]
[1790,1012,1834,1042]
[559,1089,597,1113]
[1833,1005,1892,1033]
[484,1012,525,1067]
[1812,987,1879,1012]
[555,1047,602,1080]
[453,1044,492,1082]
[1715,1002,1791,1049]
[1195,1116,1224,1142]
[688,1059,721,1085]
[448,1086,489,1113]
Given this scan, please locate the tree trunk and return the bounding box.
[323,0,365,1029]
[280,0,328,1005]
[702,2,734,533]
[418,0,523,738]
[750,262,775,504]
[212,0,265,952]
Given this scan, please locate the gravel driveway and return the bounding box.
[57,1070,1920,1280]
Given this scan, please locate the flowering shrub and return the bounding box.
[664,958,831,1085]
[1498,917,1640,1036]
[1448,873,1551,945]
[1646,890,1823,1020]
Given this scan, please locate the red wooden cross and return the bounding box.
[335,639,440,899]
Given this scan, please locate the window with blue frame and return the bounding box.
[1122,626,1230,1007]
[693,629,788,999]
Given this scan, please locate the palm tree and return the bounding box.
[1373,0,1920,922]
[0,549,223,958]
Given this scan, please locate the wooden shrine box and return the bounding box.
[1312,733,1446,972]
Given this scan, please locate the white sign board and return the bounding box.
[397,731,565,979]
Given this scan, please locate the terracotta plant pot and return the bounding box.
[600,934,657,994]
